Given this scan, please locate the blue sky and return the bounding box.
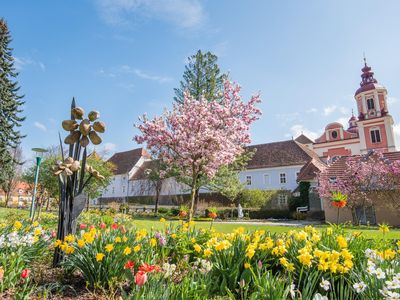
[2,0,400,160]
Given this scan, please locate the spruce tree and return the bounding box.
[0,18,25,187]
[174,50,227,103]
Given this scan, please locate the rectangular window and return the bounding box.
[264,174,270,186]
[329,176,337,183]
[278,194,287,206]
[371,129,381,143]
[122,186,125,193]
[367,98,375,110]
[246,175,252,186]
[280,173,286,184]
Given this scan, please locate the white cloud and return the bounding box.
[276,112,300,125]
[306,108,318,113]
[34,121,47,132]
[336,117,349,127]
[121,65,172,83]
[102,142,117,152]
[96,0,205,30]
[323,105,337,116]
[14,56,45,71]
[97,68,117,78]
[323,105,349,116]
[288,124,320,141]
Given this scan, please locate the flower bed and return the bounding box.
[1,216,400,299]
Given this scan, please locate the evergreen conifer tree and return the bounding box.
[174,50,227,103]
[0,18,25,187]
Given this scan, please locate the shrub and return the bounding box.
[119,203,129,213]
[157,207,169,214]
[292,211,307,220]
[237,189,277,208]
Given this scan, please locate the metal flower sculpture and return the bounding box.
[53,98,106,266]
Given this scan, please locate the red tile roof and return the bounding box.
[323,151,400,179]
[245,140,314,169]
[295,134,314,144]
[107,148,150,175]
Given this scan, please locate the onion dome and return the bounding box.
[354,58,384,96]
[347,111,358,133]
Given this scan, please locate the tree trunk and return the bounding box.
[4,189,11,207]
[155,181,161,214]
[36,196,43,221]
[45,196,51,211]
[189,174,198,222]
[193,187,200,215]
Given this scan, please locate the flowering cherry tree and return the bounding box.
[318,150,400,222]
[135,81,261,220]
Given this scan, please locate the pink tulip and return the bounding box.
[134,271,147,286]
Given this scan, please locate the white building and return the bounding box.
[98,138,320,209]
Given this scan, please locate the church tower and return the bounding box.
[354,60,396,153]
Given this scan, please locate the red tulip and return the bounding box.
[21,269,30,279]
[139,263,160,273]
[111,223,118,230]
[134,271,147,286]
[89,225,96,230]
[124,260,135,269]
[79,223,87,230]
[51,230,56,238]
[100,223,106,229]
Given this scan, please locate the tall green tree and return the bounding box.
[0,19,25,186]
[173,50,229,213]
[174,50,227,103]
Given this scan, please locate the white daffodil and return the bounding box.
[320,278,331,291]
[313,293,328,300]
[353,281,367,293]
[290,283,296,299]
[376,268,386,279]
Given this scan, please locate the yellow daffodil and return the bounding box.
[336,235,347,248]
[123,246,132,255]
[105,244,114,252]
[134,245,141,252]
[14,221,22,230]
[96,253,105,262]
[194,244,201,253]
[149,238,157,247]
[77,239,85,248]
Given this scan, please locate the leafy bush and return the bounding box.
[292,211,307,220]
[237,189,277,208]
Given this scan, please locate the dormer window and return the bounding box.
[331,131,338,139]
[370,129,381,143]
[367,98,375,110]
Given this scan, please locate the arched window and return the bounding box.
[370,128,381,143]
[367,98,375,110]
[331,130,338,139]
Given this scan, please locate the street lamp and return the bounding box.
[29,147,48,221]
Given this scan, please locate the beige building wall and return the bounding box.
[323,198,400,226]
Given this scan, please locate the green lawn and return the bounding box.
[1,207,399,239]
